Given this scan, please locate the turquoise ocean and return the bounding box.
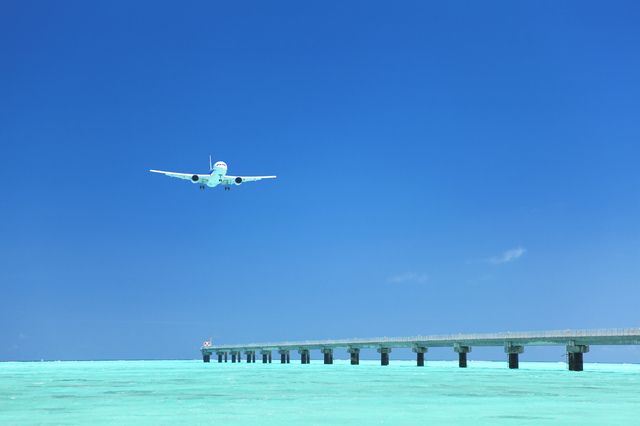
[1,359,639,425]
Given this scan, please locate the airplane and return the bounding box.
[150,156,276,191]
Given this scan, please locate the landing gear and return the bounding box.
[224,186,230,191]
[199,185,205,190]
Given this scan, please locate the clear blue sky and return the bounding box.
[2,1,639,362]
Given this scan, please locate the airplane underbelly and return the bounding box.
[206,171,224,187]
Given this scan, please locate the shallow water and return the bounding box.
[1,360,639,425]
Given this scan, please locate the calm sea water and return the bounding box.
[1,359,638,425]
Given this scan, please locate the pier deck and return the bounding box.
[201,328,640,371]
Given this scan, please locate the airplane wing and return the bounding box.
[222,175,277,184]
[149,169,210,184]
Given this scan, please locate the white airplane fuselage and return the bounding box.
[203,161,228,187]
[191,161,228,188]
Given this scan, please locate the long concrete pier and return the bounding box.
[201,328,640,371]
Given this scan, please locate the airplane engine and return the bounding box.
[235,177,243,185]
[191,175,199,182]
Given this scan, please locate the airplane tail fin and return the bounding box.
[209,155,213,171]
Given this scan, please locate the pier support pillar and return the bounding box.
[203,353,210,363]
[224,352,228,363]
[348,348,360,365]
[287,353,290,363]
[252,352,256,363]
[568,352,581,371]
[454,344,471,368]
[567,344,589,371]
[268,352,272,363]
[509,353,518,369]
[261,351,271,364]
[377,347,391,366]
[279,350,289,364]
[217,352,224,363]
[231,353,236,363]
[299,349,310,364]
[504,344,524,369]
[322,348,333,364]
[412,346,428,366]
[458,353,467,368]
